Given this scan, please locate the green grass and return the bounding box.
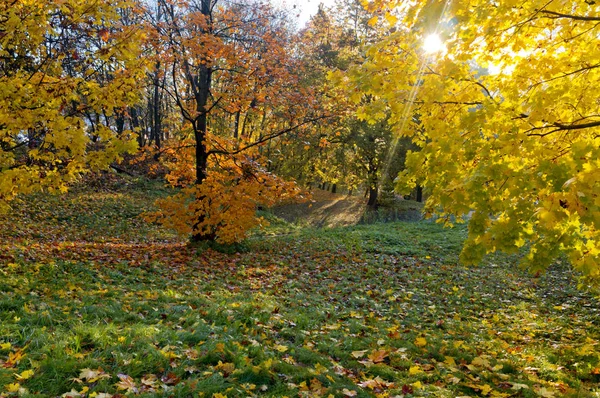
[0,175,599,397]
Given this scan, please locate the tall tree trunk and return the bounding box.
[152,66,162,150]
[191,0,214,243]
[416,185,423,203]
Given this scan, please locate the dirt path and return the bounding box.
[271,190,423,228]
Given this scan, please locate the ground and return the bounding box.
[0,175,599,397]
[270,190,423,228]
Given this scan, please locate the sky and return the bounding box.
[273,0,337,28]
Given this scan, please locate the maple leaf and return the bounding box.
[161,372,180,385]
[358,376,395,390]
[414,337,427,347]
[5,383,20,392]
[77,368,110,383]
[98,28,109,42]
[61,389,83,398]
[141,374,158,389]
[351,350,368,358]
[15,369,34,380]
[115,374,138,393]
[368,349,389,363]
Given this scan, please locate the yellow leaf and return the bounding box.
[274,344,288,353]
[0,342,11,350]
[412,380,422,389]
[481,384,492,396]
[471,356,490,368]
[5,383,20,392]
[385,12,398,25]
[368,16,379,26]
[444,356,456,367]
[409,365,423,375]
[414,337,427,347]
[15,369,34,380]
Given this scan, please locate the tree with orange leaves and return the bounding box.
[144,0,322,242]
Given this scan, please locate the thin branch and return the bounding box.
[537,9,600,22]
[206,115,333,157]
[525,119,600,136]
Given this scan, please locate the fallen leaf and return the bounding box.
[351,350,368,358]
[15,369,34,380]
[368,349,389,363]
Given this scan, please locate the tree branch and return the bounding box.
[537,9,600,22]
[206,115,333,157]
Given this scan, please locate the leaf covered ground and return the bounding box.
[1,176,599,397]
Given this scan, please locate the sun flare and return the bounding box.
[423,34,445,54]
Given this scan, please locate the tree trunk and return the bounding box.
[331,183,337,194]
[367,185,378,208]
[416,185,423,203]
[191,0,214,243]
[152,67,162,149]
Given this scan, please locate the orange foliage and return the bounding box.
[145,135,309,244]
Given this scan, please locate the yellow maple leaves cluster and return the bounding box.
[343,0,600,280]
[0,0,145,211]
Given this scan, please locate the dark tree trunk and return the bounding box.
[367,186,378,208]
[416,185,423,203]
[130,107,143,147]
[331,183,337,194]
[190,0,214,243]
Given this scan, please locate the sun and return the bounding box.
[423,34,445,54]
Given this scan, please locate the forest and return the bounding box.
[1,0,599,396]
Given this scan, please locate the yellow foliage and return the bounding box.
[0,0,145,210]
[345,0,600,283]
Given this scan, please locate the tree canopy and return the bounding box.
[0,0,145,211]
[341,0,599,281]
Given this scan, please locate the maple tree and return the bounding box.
[0,0,146,211]
[143,0,318,242]
[343,0,600,281]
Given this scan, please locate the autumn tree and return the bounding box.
[344,1,600,282]
[145,0,320,243]
[0,0,146,211]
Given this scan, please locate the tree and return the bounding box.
[344,0,600,282]
[0,0,146,211]
[291,0,410,206]
[145,0,319,243]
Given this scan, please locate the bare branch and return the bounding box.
[537,9,600,22]
[206,115,333,157]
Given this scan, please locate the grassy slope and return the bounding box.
[0,176,599,397]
